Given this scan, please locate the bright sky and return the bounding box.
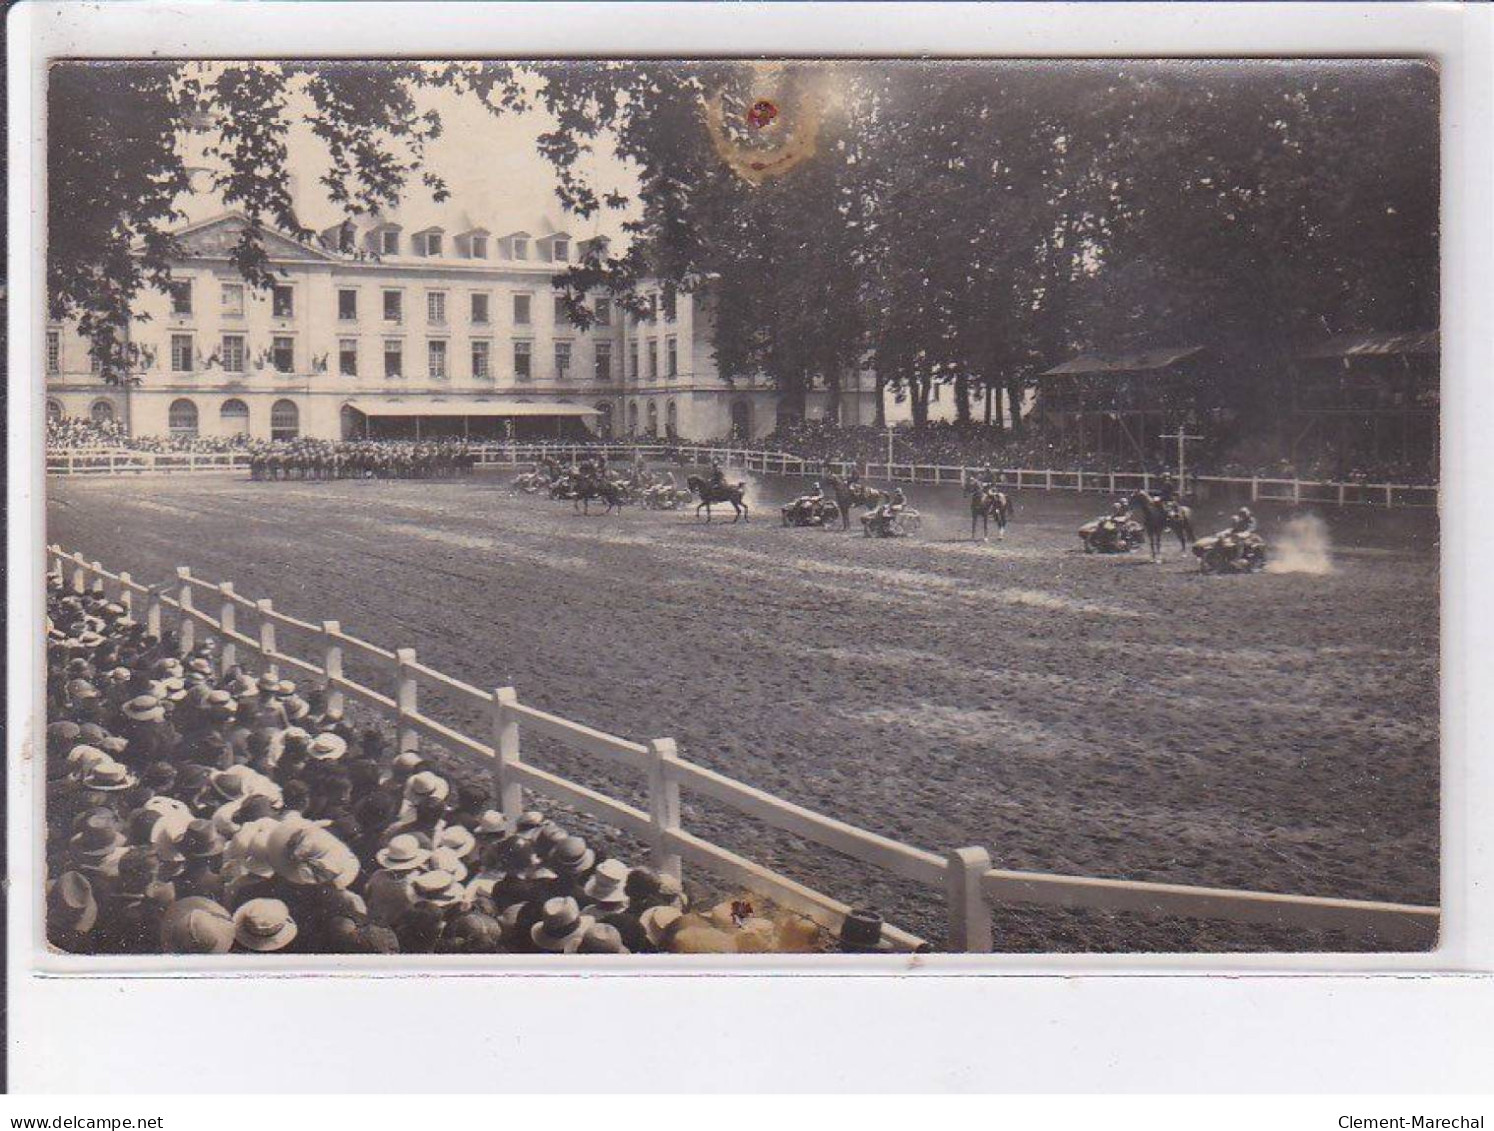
[177,65,642,246]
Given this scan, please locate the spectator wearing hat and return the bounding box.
[160,896,236,955]
[580,858,631,918]
[172,819,228,901]
[115,694,179,766]
[233,898,298,953]
[99,848,175,954]
[530,896,594,954]
[47,871,101,953]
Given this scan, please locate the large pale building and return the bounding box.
[45,212,877,443]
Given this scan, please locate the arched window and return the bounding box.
[594,402,614,440]
[730,400,751,441]
[646,400,659,438]
[168,398,199,438]
[270,399,300,441]
[627,402,640,435]
[46,399,64,423]
[89,399,115,426]
[221,398,250,436]
[665,399,678,438]
[340,404,365,440]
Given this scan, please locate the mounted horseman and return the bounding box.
[965,462,1013,541]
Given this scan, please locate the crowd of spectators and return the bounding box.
[45,572,850,956]
[47,415,253,454]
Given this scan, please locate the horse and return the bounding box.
[964,481,1012,541]
[687,475,750,523]
[825,474,880,531]
[1126,490,1195,561]
[572,475,628,516]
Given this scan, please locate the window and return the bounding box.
[667,336,678,378]
[221,399,250,436]
[470,293,490,325]
[513,294,531,326]
[168,398,199,438]
[666,400,678,437]
[338,289,358,321]
[628,341,639,379]
[90,400,115,426]
[221,335,246,373]
[647,294,659,320]
[47,399,63,423]
[627,402,639,434]
[170,280,193,315]
[512,237,529,260]
[554,295,570,326]
[270,399,300,441]
[647,340,659,380]
[339,338,358,377]
[381,229,399,255]
[337,223,355,253]
[471,340,491,380]
[221,283,245,316]
[171,334,194,373]
[427,291,447,325]
[595,342,612,381]
[514,341,532,381]
[428,339,448,380]
[425,232,443,257]
[47,330,60,373]
[383,291,403,324]
[471,235,488,259]
[552,238,569,262]
[384,339,403,379]
[646,400,659,437]
[272,285,294,318]
[272,336,295,374]
[90,351,103,374]
[595,298,612,326]
[663,291,677,322]
[554,341,572,381]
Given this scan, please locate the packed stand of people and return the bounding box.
[44,570,859,956]
[47,415,253,455]
[711,421,1437,487]
[247,439,479,480]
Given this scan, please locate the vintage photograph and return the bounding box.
[40,57,1440,959]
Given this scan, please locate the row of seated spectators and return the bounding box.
[46,575,873,956]
[47,416,253,454]
[709,422,1438,487]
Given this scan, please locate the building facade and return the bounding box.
[46,212,877,444]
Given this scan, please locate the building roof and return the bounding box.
[1297,331,1439,359]
[1041,346,1205,377]
[344,399,600,418]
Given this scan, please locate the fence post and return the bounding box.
[146,587,163,638]
[322,621,344,718]
[1251,475,1259,502]
[1045,470,1053,491]
[395,648,419,753]
[1293,479,1302,506]
[646,737,683,881]
[90,560,106,599]
[71,560,86,594]
[491,686,523,821]
[1076,471,1084,493]
[176,567,196,655]
[1384,484,1393,509]
[256,599,277,677]
[945,846,994,953]
[117,572,133,619]
[218,583,237,676]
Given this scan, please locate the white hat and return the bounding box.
[233,898,298,952]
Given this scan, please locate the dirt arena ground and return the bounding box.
[46,468,1440,951]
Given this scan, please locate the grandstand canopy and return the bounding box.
[345,400,599,418]
[1041,346,1205,377]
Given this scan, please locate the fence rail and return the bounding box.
[45,442,1436,509]
[47,545,1439,952]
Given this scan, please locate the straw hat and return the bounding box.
[375,834,431,872]
[427,847,470,882]
[309,732,347,761]
[161,897,236,954]
[391,751,424,775]
[582,859,631,911]
[546,835,596,877]
[66,679,100,702]
[473,810,511,838]
[410,869,466,908]
[47,871,99,934]
[121,695,164,723]
[233,898,298,952]
[436,825,478,860]
[530,896,594,953]
[640,905,684,948]
[255,674,279,695]
[404,771,450,805]
[65,744,112,779]
[175,818,227,859]
[575,922,630,955]
[77,760,136,792]
[266,819,360,888]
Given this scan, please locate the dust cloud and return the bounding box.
[1267,513,1335,575]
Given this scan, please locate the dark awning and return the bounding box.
[1041,347,1204,377]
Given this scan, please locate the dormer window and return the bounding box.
[381,230,399,255]
[552,239,569,263]
[471,235,488,259]
[338,223,355,252]
[425,232,443,257]
[513,238,529,261]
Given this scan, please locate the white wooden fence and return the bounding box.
[48,545,1440,951]
[45,443,1437,509]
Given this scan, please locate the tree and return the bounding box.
[47,60,525,381]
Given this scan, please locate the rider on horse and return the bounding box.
[708,458,728,492]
